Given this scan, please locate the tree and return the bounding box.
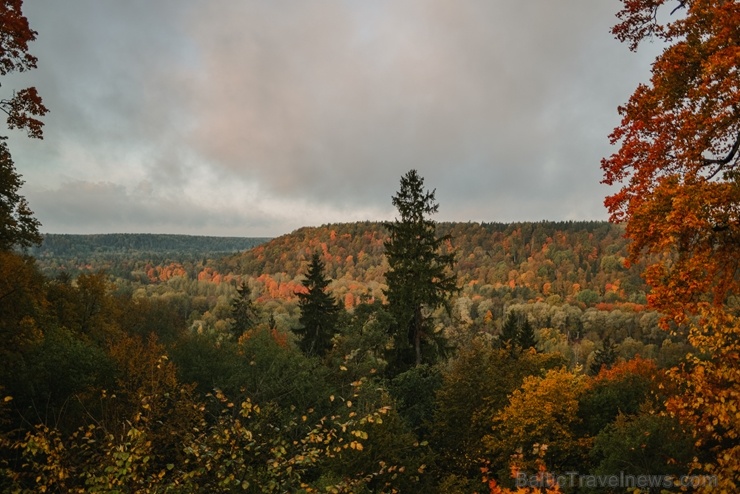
[295,252,340,357]
[486,367,591,482]
[601,1,740,489]
[499,311,537,353]
[384,169,456,371]
[588,336,618,375]
[0,0,48,140]
[0,0,47,252]
[229,281,258,337]
[0,119,39,251]
[432,337,566,483]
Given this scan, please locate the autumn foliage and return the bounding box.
[0,0,48,139]
[602,0,740,490]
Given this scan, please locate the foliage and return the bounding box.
[1,386,395,492]
[578,356,662,438]
[384,170,457,371]
[591,412,695,483]
[0,0,45,253]
[388,364,441,438]
[295,252,340,357]
[0,0,48,139]
[602,0,740,489]
[486,368,591,481]
[432,337,566,484]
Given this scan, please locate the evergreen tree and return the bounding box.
[0,141,41,251]
[518,317,536,350]
[229,281,257,338]
[499,311,536,354]
[590,337,618,375]
[499,311,520,347]
[384,170,456,371]
[295,252,339,357]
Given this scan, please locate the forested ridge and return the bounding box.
[218,220,646,302]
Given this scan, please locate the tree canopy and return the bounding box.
[602,0,740,489]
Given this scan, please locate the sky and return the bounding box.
[6,1,663,237]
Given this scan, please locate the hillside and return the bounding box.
[216,220,648,306]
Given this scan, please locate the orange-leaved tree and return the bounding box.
[601,0,740,490]
[0,0,47,139]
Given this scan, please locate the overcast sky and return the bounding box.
[6,1,662,237]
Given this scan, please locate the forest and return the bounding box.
[1,0,739,492]
[2,197,701,493]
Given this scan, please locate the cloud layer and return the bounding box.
[8,1,661,236]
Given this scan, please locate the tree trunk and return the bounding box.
[414,305,422,366]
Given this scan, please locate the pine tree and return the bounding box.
[295,252,339,357]
[384,170,456,371]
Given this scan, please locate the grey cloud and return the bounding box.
[10,1,661,235]
[26,181,278,236]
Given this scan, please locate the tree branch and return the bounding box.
[702,131,740,179]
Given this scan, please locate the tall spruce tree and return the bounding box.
[295,252,339,357]
[384,169,456,371]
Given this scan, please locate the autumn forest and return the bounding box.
[1,0,739,493]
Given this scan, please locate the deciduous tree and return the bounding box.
[602,1,740,489]
[0,0,48,139]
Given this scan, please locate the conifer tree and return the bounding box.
[295,252,339,357]
[230,281,257,338]
[518,317,536,350]
[590,337,618,375]
[499,311,536,354]
[384,170,456,371]
[499,311,520,348]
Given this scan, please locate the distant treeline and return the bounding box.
[32,233,271,257]
[28,234,271,278]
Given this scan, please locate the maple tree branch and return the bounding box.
[703,131,740,167]
[670,1,687,16]
[702,131,740,180]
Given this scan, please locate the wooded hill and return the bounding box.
[215,220,648,307]
[29,222,677,368]
[30,233,271,278]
